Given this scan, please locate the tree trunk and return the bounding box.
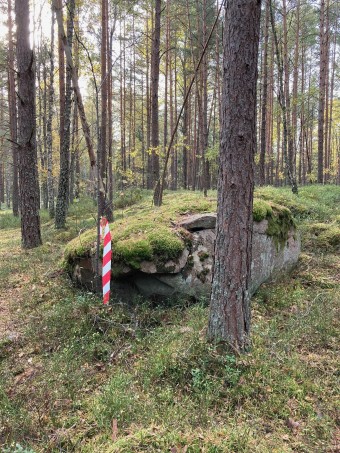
[42,58,49,209]
[149,0,161,190]
[207,0,261,352]
[146,13,151,189]
[291,0,300,184]
[327,21,337,183]
[7,0,19,216]
[270,0,298,194]
[108,19,115,206]
[55,0,74,229]
[259,0,269,185]
[47,5,55,218]
[15,0,42,248]
[317,0,327,183]
[99,0,113,220]
[52,0,96,167]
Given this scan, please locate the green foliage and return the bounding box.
[255,185,340,222]
[114,188,144,210]
[0,209,50,230]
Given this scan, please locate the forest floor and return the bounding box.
[0,186,339,453]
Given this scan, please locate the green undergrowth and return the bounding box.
[256,184,340,222]
[256,185,340,252]
[0,185,339,452]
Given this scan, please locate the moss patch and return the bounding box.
[306,222,340,251]
[253,199,296,248]
[266,203,296,249]
[253,199,273,222]
[64,228,97,260]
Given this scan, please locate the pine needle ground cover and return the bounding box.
[0,186,339,452]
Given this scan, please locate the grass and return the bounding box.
[0,185,339,452]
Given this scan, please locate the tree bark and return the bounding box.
[259,0,269,185]
[149,0,161,189]
[99,0,113,220]
[52,0,96,167]
[7,0,19,216]
[317,0,327,183]
[15,0,42,248]
[47,5,55,218]
[55,0,74,229]
[269,0,298,193]
[207,0,261,352]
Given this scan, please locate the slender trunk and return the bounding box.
[317,0,327,183]
[323,0,330,183]
[53,0,96,167]
[55,0,74,229]
[47,6,55,218]
[146,13,151,188]
[8,0,19,216]
[327,23,337,183]
[15,0,42,248]
[164,1,169,186]
[99,0,113,220]
[182,51,188,189]
[108,20,115,207]
[259,0,269,185]
[150,0,161,189]
[283,0,295,187]
[270,0,298,193]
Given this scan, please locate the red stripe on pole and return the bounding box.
[101,217,112,305]
[103,252,112,267]
[102,271,111,287]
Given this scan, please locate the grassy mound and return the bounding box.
[64,192,296,274]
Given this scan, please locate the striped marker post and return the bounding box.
[101,217,112,305]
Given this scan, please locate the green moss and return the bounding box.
[253,198,295,249]
[266,203,296,249]
[148,228,184,260]
[253,199,273,222]
[115,237,152,269]
[197,267,210,282]
[198,251,210,262]
[255,185,340,221]
[307,222,340,251]
[63,228,97,260]
[178,227,193,249]
[186,255,194,269]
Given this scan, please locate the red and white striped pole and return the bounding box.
[101,217,112,305]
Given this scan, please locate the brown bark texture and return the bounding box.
[55,0,74,229]
[318,0,327,183]
[52,0,96,167]
[47,5,55,218]
[207,0,261,351]
[15,0,42,249]
[7,0,19,216]
[149,0,161,189]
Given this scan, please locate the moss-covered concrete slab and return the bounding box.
[64,193,300,301]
